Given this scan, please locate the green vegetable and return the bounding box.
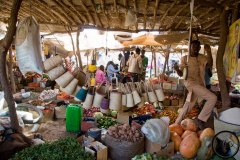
[11,137,94,160]
[93,112,104,119]
[97,116,117,129]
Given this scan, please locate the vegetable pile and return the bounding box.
[185,107,200,119]
[97,116,117,129]
[107,124,143,143]
[132,153,168,160]
[133,103,156,115]
[154,109,178,124]
[84,107,100,117]
[12,137,94,160]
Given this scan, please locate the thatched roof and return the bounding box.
[0,0,239,37]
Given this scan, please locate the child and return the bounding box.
[95,65,107,84]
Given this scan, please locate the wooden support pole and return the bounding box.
[216,9,231,110]
[8,46,16,93]
[154,50,157,77]
[76,27,83,69]
[0,0,22,132]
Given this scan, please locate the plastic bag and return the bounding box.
[16,16,44,75]
[141,117,170,147]
[124,10,137,27]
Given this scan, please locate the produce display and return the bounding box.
[169,118,215,159]
[185,107,200,119]
[39,89,58,101]
[28,99,44,106]
[155,109,178,124]
[107,124,143,143]
[132,153,168,160]
[83,107,100,117]
[133,103,156,115]
[12,137,94,160]
[97,116,117,129]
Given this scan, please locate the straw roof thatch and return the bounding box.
[0,0,239,37]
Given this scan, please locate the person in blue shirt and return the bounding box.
[106,61,120,81]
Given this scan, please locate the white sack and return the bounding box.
[141,117,170,147]
[16,16,44,75]
[219,107,240,125]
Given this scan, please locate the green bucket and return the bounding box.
[66,104,82,132]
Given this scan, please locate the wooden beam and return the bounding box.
[201,14,220,25]
[89,0,103,27]
[203,19,219,30]
[52,0,76,25]
[38,0,70,24]
[159,0,178,29]
[144,0,148,29]
[79,0,95,24]
[101,0,109,28]
[152,0,160,30]
[166,3,189,29]
[57,0,83,24]
[198,8,214,19]
[175,4,201,29]
[133,0,138,30]
[66,1,88,24]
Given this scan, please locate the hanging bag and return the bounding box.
[126,83,134,108]
[147,81,158,103]
[142,81,149,103]
[130,82,141,105]
[121,83,127,106]
[153,78,165,101]
[83,87,95,109]
[100,83,110,114]
[76,75,90,101]
[136,82,145,107]
[93,83,106,108]
[109,79,122,111]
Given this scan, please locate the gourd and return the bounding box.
[199,128,215,141]
[197,137,213,160]
[180,133,200,159]
[169,124,184,136]
[182,130,197,139]
[170,132,182,151]
[181,118,198,132]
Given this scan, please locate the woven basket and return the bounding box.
[60,78,78,95]
[47,65,66,81]
[55,71,74,88]
[44,55,63,71]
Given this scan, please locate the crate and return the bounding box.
[163,99,171,106]
[86,141,108,160]
[171,99,179,106]
[145,139,174,157]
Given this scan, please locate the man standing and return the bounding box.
[141,49,148,80]
[174,40,217,129]
[127,48,142,82]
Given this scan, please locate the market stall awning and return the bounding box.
[154,33,189,45]
[122,34,162,46]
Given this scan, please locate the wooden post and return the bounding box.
[66,26,79,68]
[216,9,231,110]
[76,26,83,69]
[163,45,170,74]
[0,0,22,132]
[150,46,154,78]
[154,50,157,77]
[8,46,16,93]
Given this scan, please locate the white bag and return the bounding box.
[141,118,170,147]
[16,16,44,75]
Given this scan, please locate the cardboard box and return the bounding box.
[117,111,132,124]
[163,99,171,106]
[145,139,174,157]
[163,82,172,90]
[171,99,179,106]
[86,141,108,160]
[77,135,95,146]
